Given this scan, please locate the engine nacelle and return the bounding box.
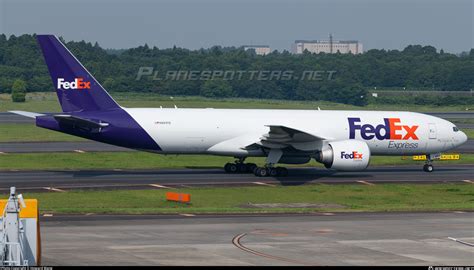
[316,140,371,171]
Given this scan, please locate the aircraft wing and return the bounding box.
[207,125,329,155]
[247,125,330,152]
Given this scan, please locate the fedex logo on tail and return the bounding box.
[57,78,91,90]
[348,117,419,140]
[341,151,363,160]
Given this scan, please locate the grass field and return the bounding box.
[19,183,474,214]
[1,92,472,112]
[0,152,473,170]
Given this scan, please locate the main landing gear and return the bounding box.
[253,149,288,177]
[224,157,257,174]
[423,154,435,172]
[223,150,289,177]
[253,166,288,177]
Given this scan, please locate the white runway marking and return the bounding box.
[252,182,276,187]
[43,187,66,192]
[448,237,474,247]
[179,213,196,217]
[357,180,375,186]
[149,184,172,189]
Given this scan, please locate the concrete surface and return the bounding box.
[40,212,474,266]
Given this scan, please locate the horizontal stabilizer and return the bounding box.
[53,114,109,130]
[8,111,45,118]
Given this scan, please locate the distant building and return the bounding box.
[292,36,363,54]
[243,45,271,55]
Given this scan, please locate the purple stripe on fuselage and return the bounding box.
[36,109,161,151]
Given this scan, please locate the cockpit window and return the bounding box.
[453,127,459,132]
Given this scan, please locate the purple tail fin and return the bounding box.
[37,35,120,112]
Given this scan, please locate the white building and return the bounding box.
[292,38,363,54]
[243,45,271,55]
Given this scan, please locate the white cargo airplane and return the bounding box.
[11,35,468,176]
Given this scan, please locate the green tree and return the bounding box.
[11,79,26,102]
[200,79,234,98]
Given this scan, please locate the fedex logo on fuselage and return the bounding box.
[341,151,363,160]
[348,117,419,140]
[57,78,91,90]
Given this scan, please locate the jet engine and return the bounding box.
[316,140,370,171]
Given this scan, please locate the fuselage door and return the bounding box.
[428,123,437,139]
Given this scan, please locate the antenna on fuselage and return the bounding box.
[170,96,178,109]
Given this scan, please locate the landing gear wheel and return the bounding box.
[269,167,278,177]
[224,162,238,173]
[237,163,248,173]
[423,164,434,172]
[224,163,232,173]
[246,163,257,173]
[254,167,269,177]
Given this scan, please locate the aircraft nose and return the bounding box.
[459,131,468,145]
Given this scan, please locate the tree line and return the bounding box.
[1,34,473,106]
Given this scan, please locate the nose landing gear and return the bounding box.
[423,163,434,172]
[422,154,436,172]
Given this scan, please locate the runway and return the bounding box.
[1,164,473,192]
[40,211,474,265]
[1,139,473,153]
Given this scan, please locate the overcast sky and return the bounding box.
[0,0,472,53]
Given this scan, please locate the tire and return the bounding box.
[255,167,268,177]
[269,167,278,177]
[238,163,248,173]
[229,163,238,173]
[246,163,257,173]
[224,163,232,173]
[423,164,434,172]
